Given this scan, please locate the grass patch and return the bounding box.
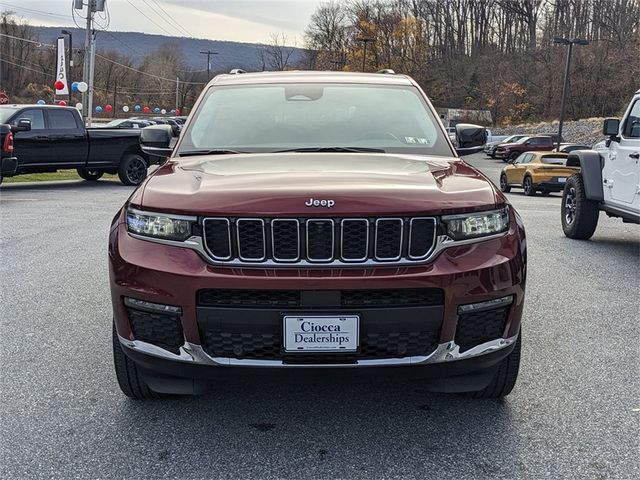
[3,170,119,183]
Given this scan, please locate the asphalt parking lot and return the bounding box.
[1,153,638,480]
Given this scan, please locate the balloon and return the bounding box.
[57,100,67,106]
[105,104,113,112]
[160,109,166,114]
[122,105,130,113]
[71,82,79,92]
[175,108,180,116]
[95,106,103,113]
[75,102,83,110]
[36,99,46,105]
[143,106,150,113]
[134,104,141,112]
[153,107,160,113]
[77,82,88,93]
[54,80,65,90]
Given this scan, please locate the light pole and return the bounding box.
[61,30,73,89]
[355,37,374,72]
[553,37,589,150]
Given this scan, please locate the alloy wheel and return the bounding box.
[564,187,577,225]
[126,159,147,184]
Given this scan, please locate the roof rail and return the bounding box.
[229,68,246,74]
[376,69,395,74]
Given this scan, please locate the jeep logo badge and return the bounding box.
[305,198,335,208]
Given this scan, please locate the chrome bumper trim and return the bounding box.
[118,334,518,368]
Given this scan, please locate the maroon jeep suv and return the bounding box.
[494,135,555,162]
[109,71,526,399]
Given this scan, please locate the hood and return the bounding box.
[496,142,520,149]
[138,153,500,216]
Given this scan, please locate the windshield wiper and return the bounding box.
[274,146,386,153]
[178,149,244,157]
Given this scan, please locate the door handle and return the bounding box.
[630,152,639,159]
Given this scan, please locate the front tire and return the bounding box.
[112,322,163,399]
[76,167,104,181]
[499,174,511,192]
[561,174,599,239]
[118,154,148,186]
[523,176,536,196]
[468,333,521,399]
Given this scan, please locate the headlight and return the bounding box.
[126,208,195,241]
[442,207,509,241]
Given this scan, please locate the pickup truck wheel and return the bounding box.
[468,333,521,399]
[112,322,164,399]
[561,174,599,240]
[522,176,536,196]
[499,174,511,192]
[76,168,104,181]
[118,154,148,186]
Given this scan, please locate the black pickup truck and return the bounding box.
[0,105,161,185]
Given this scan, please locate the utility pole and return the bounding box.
[355,37,374,72]
[113,81,117,118]
[553,37,589,150]
[175,77,179,113]
[78,0,105,125]
[199,50,218,78]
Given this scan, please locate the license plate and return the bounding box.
[283,315,359,353]
[558,177,567,183]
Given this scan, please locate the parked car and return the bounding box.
[494,135,556,162]
[110,70,526,400]
[0,123,17,184]
[102,118,152,129]
[484,134,528,158]
[561,90,640,239]
[500,151,579,196]
[485,129,509,143]
[445,126,456,142]
[0,104,162,185]
[555,143,590,153]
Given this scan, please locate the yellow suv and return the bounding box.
[500,151,580,196]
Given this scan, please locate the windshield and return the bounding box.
[0,106,20,124]
[178,83,452,156]
[515,137,530,144]
[105,119,124,127]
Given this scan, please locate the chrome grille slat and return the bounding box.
[203,216,437,265]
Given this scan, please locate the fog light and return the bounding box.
[457,295,513,314]
[124,297,182,315]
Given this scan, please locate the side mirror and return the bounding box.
[602,118,620,137]
[11,118,31,133]
[454,123,487,156]
[140,124,174,157]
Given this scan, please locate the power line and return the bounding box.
[0,2,73,20]
[149,0,193,38]
[0,32,54,46]
[140,0,187,38]
[95,53,206,85]
[124,0,174,37]
[0,57,54,77]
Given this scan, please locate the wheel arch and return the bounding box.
[566,151,604,201]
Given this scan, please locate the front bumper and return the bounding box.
[494,150,509,159]
[109,208,526,375]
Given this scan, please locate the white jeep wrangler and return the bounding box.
[561,91,640,238]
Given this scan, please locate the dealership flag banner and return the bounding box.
[56,37,69,95]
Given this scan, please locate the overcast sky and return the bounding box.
[1,0,319,44]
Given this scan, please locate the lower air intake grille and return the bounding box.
[197,288,444,309]
[201,330,439,362]
[455,307,508,352]
[127,308,183,354]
